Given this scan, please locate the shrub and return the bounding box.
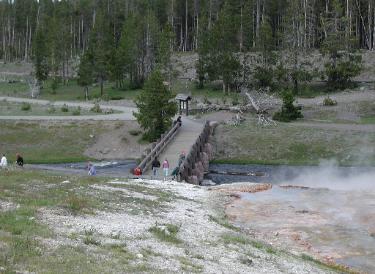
[21,102,31,111]
[72,107,81,116]
[83,236,101,246]
[110,95,124,100]
[254,66,275,91]
[47,105,56,113]
[323,96,337,106]
[232,93,240,106]
[273,90,303,122]
[129,129,142,136]
[61,104,69,112]
[51,78,59,94]
[101,94,110,101]
[103,108,114,114]
[149,223,181,244]
[65,195,87,215]
[203,96,211,105]
[90,103,102,113]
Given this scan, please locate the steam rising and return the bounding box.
[283,160,375,190]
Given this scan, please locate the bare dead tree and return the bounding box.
[241,87,277,126]
[27,77,40,98]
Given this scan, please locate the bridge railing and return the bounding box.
[179,121,212,184]
[137,121,182,173]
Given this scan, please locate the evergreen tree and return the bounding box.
[273,90,303,122]
[87,6,111,96]
[134,70,177,141]
[77,51,94,100]
[32,25,49,85]
[321,6,362,90]
[205,1,241,93]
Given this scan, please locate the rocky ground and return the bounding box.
[0,172,344,273]
[38,179,341,273]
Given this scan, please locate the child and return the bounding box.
[87,162,97,176]
[162,158,169,180]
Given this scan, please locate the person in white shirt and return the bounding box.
[0,154,8,168]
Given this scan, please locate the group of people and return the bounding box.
[0,153,24,169]
[151,151,186,180]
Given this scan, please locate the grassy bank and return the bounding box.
[0,80,141,101]
[0,121,106,164]
[213,120,375,166]
[0,170,175,273]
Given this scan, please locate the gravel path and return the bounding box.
[0,96,137,120]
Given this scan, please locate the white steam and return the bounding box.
[282,160,375,191]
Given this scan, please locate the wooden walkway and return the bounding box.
[146,117,204,176]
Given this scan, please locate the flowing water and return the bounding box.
[29,160,137,177]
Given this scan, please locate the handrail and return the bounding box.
[179,121,212,184]
[137,121,182,173]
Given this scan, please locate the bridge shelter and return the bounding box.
[176,94,192,116]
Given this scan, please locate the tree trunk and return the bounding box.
[100,77,104,97]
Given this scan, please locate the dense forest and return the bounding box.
[0,0,371,92]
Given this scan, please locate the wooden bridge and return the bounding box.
[137,117,215,184]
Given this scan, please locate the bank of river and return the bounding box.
[29,161,375,272]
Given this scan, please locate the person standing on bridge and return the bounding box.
[162,158,169,181]
[151,157,161,178]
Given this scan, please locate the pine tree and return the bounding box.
[77,51,94,100]
[134,70,177,141]
[321,2,362,90]
[87,7,111,97]
[32,25,49,85]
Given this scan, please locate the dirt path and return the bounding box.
[0,96,137,120]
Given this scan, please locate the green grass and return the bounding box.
[296,83,330,98]
[149,223,182,244]
[208,215,239,231]
[0,170,181,273]
[360,116,375,124]
[0,100,107,116]
[0,120,108,164]
[301,253,359,274]
[221,233,250,245]
[214,120,375,166]
[0,79,141,101]
[178,256,204,273]
[0,81,29,97]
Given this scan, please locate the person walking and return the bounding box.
[87,162,97,176]
[151,157,161,178]
[0,154,7,168]
[171,151,186,180]
[178,151,186,167]
[162,158,169,181]
[16,153,24,167]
